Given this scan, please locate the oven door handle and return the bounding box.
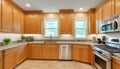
[93,52,111,62]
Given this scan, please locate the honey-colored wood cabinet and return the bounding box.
[0,0,1,31]
[2,0,13,32]
[60,10,74,34]
[4,46,26,69]
[88,9,96,34]
[24,12,43,34]
[42,44,59,59]
[112,56,120,69]
[103,0,112,20]
[13,8,24,33]
[72,44,91,63]
[28,44,42,59]
[115,0,120,15]
[0,51,3,69]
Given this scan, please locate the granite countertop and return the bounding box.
[112,53,120,58]
[0,41,101,51]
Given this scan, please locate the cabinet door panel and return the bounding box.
[42,45,50,59]
[28,44,41,59]
[115,0,120,15]
[2,0,13,32]
[4,53,15,69]
[0,52,3,69]
[50,45,58,59]
[0,0,1,30]
[72,45,80,61]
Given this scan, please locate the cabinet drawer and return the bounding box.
[4,46,24,56]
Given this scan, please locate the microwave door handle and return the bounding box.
[93,52,110,62]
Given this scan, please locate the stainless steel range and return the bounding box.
[93,39,120,69]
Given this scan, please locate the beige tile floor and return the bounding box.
[15,60,96,69]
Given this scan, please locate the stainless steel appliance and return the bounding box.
[101,15,120,33]
[93,39,120,69]
[59,44,71,60]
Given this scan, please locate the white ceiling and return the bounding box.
[12,0,102,12]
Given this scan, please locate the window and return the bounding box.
[75,19,87,38]
[44,19,59,37]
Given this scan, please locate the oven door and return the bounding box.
[94,52,111,69]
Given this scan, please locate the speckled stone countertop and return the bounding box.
[112,53,120,58]
[0,41,102,51]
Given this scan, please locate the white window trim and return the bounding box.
[74,19,88,38]
[43,18,59,38]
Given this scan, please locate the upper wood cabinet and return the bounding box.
[115,0,120,15]
[103,0,112,20]
[60,10,74,34]
[24,11,43,34]
[0,0,1,31]
[2,0,13,32]
[13,8,24,33]
[88,9,96,34]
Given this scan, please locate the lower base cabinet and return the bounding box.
[28,44,59,60]
[72,44,93,63]
[42,44,58,59]
[112,56,120,69]
[0,51,3,69]
[4,46,27,69]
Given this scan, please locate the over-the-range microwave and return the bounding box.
[100,15,120,33]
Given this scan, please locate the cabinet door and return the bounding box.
[72,45,80,61]
[79,47,89,63]
[115,0,120,15]
[50,45,59,59]
[15,48,25,65]
[13,8,21,33]
[103,0,112,20]
[2,0,13,32]
[60,13,67,34]
[0,0,1,30]
[0,52,3,69]
[30,14,41,34]
[4,53,15,69]
[112,57,120,69]
[66,12,73,34]
[42,45,50,59]
[28,44,41,59]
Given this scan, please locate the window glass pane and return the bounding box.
[75,29,86,38]
[45,19,58,28]
[45,29,58,37]
[75,20,86,28]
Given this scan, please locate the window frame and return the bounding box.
[74,19,88,38]
[43,18,59,37]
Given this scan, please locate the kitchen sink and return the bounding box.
[44,40,57,44]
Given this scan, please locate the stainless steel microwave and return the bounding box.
[101,15,120,33]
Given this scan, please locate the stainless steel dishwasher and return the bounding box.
[59,44,71,60]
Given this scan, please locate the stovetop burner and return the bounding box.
[94,45,120,53]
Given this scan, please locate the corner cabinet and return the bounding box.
[60,10,74,34]
[4,46,27,69]
[72,44,93,63]
[24,11,43,34]
[2,0,13,32]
